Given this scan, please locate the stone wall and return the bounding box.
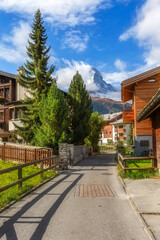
[58,143,93,169]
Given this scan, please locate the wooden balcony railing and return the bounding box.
[115,136,126,141]
[123,110,134,124]
[115,128,126,133]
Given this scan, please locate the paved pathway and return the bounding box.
[124,178,160,239]
[0,153,151,240]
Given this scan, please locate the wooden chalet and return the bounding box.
[121,66,160,155]
[137,89,160,168]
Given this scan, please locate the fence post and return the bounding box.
[2,143,5,161]
[124,159,126,175]
[24,149,27,163]
[40,162,43,179]
[54,157,56,171]
[18,168,22,190]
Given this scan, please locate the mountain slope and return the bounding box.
[92,97,131,114]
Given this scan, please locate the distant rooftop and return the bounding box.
[0,70,16,79]
[101,112,122,121]
[110,118,123,125]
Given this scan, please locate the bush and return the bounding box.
[117,141,125,155]
[107,139,113,144]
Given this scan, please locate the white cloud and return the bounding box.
[114,59,126,71]
[56,60,99,91]
[102,62,154,87]
[119,0,160,67]
[62,31,89,52]
[0,21,31,63]
[0,0,112,27]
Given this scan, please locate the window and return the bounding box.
[0,112,4,121]
[10,109,15,120]
[0,89,4,98]
[148,79,155,83]
[5,88,9,98]
[140,140,149,147]
[16,109,22,119]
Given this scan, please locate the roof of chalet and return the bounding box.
[121,66,160,87]
[110,118,123,125]
[101,112,122,121]
[137,88,160,122]
[0,70,16,79]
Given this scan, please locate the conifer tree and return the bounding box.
[85,112,104,152]
[127,124,133,145]
[34,82,69,150]
[68,72,93,145]
[16,9,55,143]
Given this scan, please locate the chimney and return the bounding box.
[17,66,24,75]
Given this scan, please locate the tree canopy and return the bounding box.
[68,71,93,145]
[16,9,55,144]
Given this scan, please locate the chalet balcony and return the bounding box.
[123,110,134,124]
[115,136,126,141]
[0,128,5,133]
[9,119,23,132]
[115,128,126,133]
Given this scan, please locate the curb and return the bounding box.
[119,175,155,240]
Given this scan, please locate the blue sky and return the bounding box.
[0,0,159,99]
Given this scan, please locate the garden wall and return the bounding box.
[58,143,93,168]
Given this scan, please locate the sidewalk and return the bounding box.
[0,153,152,240]
[124,178,160,239]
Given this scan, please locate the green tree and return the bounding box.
[85,112,104,152]
[34,82,69,150]
[68,72,93,145]
[16,9,55,143]
[127,124,133,145]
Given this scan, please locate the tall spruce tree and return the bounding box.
[68,71,93,145]
[34,82,69,150]
[16,9,55,143]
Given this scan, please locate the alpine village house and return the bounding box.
[0,67,27,142]
[121,66,160,169]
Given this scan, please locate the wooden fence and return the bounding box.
[0,155,58,193]
[118,152,157,174]
[0,145,53,165]
[99,145,115,152]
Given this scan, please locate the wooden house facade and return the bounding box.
[137,89,160,168]
[121,66,160,155]
[0,68,26,142]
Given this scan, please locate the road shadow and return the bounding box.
[72,152,116,171]
[0,172,83,240]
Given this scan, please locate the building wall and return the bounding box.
[103,124,112,138]
[134,74,160,137]
[16,82,31,101]
[131,74,160,154]
[134,135,152,156]
[152,110,160,168]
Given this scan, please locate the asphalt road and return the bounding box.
[0,153,151,240]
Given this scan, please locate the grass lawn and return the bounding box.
[99,145,116,153]
[119,159,159,179]
[0,160,57,209]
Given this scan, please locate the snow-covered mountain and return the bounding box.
[86,67,119,98]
